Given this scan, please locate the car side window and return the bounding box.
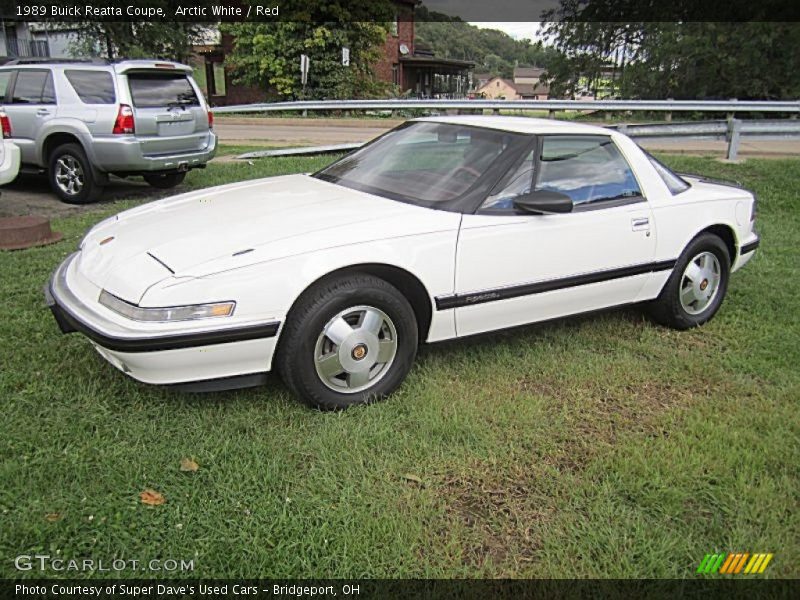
[0,71,12,103]
[41,72,56,104]
[536,136,642,207]
[11,70,52,104]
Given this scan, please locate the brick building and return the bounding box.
[196,0,473,105]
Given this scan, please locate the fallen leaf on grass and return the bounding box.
[139,489,166,506]
[44,513,61,522]
[179,458,199,472]
[402,473,424,486]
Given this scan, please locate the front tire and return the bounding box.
[648,233,731,330]
[48,143,103,204]
[276,274,418,410]
[143,171,186,189]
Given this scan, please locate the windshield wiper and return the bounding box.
[165,100,196,108]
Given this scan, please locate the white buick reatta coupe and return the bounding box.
[46,117,759,409]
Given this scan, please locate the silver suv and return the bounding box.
[0,58,217,204]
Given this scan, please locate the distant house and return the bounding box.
[512,66,549,99]
[475,77,519,100]
[471,72,493,88]
[513,66,545,85]
[474,76,549,100]
[512,82,550,100]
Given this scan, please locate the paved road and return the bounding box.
[214,117,800,157]
[216,120,393,147]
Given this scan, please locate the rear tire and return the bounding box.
[276,274,418,410]
[144,171,186,189]
[648,233,731,330]
[48,143,103,204]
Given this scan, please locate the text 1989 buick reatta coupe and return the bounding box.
[46,117,759,409]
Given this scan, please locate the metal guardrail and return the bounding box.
[236,119,800,161]
[213,98,800,115]
[611,119,800,159]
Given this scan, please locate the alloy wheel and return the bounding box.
[679,251,722,315]
[54,155,85,196]
[313,305,398,393]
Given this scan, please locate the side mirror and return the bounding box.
[513,190,573,214]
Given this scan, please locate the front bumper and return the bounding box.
[45,253,279,387]
[733,234,760,272]
[740,236,760,256]
[0,141,21,185]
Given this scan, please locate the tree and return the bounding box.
[221,1,394,99]
[414,8,558,78]
[542,2,800,99]
[66,22,203,62]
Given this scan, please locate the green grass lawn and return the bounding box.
[1,153,797,579]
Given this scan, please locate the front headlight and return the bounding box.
[99,290,235,322]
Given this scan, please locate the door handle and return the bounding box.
[631,217,650,232]
[36,109,50,117]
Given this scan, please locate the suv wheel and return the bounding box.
[143,171,186,189]
[48,143,103,204]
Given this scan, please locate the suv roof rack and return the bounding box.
[3,57,110,66]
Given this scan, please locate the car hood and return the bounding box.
[76,174,456,303]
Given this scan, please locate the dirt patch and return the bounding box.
[0,173,172,219]
[438,462,551,572]
[433,372,739,574]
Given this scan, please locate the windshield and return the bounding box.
[314,122,526,206]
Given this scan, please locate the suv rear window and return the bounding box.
[65,70,116,104]
[127,72,199,108]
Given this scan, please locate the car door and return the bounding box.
[3,68,56,165]
[450,134,658,337]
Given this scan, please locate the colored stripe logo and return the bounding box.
[697,552,773,574]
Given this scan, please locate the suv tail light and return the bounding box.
[113,104,135,134]
[207,110,214,129]
[0,111,11,138]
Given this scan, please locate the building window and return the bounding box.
[392,64,400,86]
[391,14,398,36]
[204,60,226,97]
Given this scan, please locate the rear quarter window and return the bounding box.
[65,70,116,104]
[646,152,690,194]
[127,72,199,108]
[0,71,12,103]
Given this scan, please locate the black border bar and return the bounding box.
[3,578,798,599]
[7,0,800,22]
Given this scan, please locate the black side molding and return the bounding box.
[435,260,677,310]
[740,238,760,255]
[45,282,280,353]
